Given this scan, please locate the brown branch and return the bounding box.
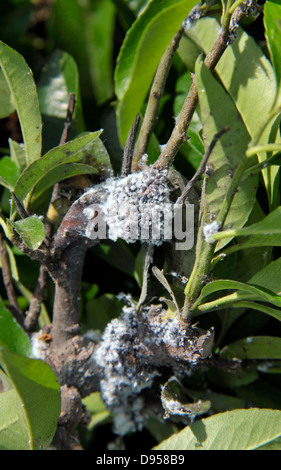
[59,93,76,146]
[11,192,30,219]
[47,241,89,350]
[132,26,184,171]
[154,25,230,169]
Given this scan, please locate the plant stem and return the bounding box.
[132,26,184,171]
[154,25,230,169]
[50,242,88,349]
[183,152,250,317]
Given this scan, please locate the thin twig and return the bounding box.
[12,192,29,219]
[0,231,24,326]
[132,26,184,171]
[23,222,52,332]
[121,114,140,177]
[154,25,230,169]
[59,93,76,146]
[176,127,230,204]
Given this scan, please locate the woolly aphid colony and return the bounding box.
[93,301,214,436]
[32,166,213,435]
[83,166,173,245]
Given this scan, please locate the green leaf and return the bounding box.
[187,17,280,203]
[209,206,281,243]
[37,50,85,153]
[194,279,281,310]
[49,0,115,105]
[0,388,30,450]
[195,59,258,251]
[0,41,42,165]
[195,258,281,321]
[0,299,31,356]
[82,392,111,430]
[221,336,281,360]
[8,216,45,250]
[9,139,26,173]
[188,17,277,141]
[114,0,198,144]
[0,68,15,119]
[231,301,281,323]
[154,408,281,450]
[0,156,20,190]
[84,0,115,104]
[264,1,281,95]
[0,348,60,450]
[13,131,112,208]
[249,256,281,295]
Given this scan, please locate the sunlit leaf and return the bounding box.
[0,41,42,165]
[154,408,281,450]
[0,348,60,450]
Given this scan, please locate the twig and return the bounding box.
[176,127,230,204]
[0,231,24,326]
[154,26,230,169]
[59,93,76,146]
[23,222,52,332]
[136,244,154,310]
[12,192,29,219]
[132,26,184,171]
[121,114,140,177]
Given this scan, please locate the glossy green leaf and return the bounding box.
[221,336,281,360]
[193,278,281,310]
[209,206,281,243]
[195,59,258,251]
[187,17,277,142]
[13,131,112,207]
[8,216,45,250]
[154,408,281,450]
[195,257,281,321]
[187,17,280,202]
[0,299,31,356]
[0,348,60,450]
[231,301,281,323]
[84,0,115,104]
[114,0,198,144]
[0,41,42,165]
[264,1,281,94]
[0,156,20,190]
